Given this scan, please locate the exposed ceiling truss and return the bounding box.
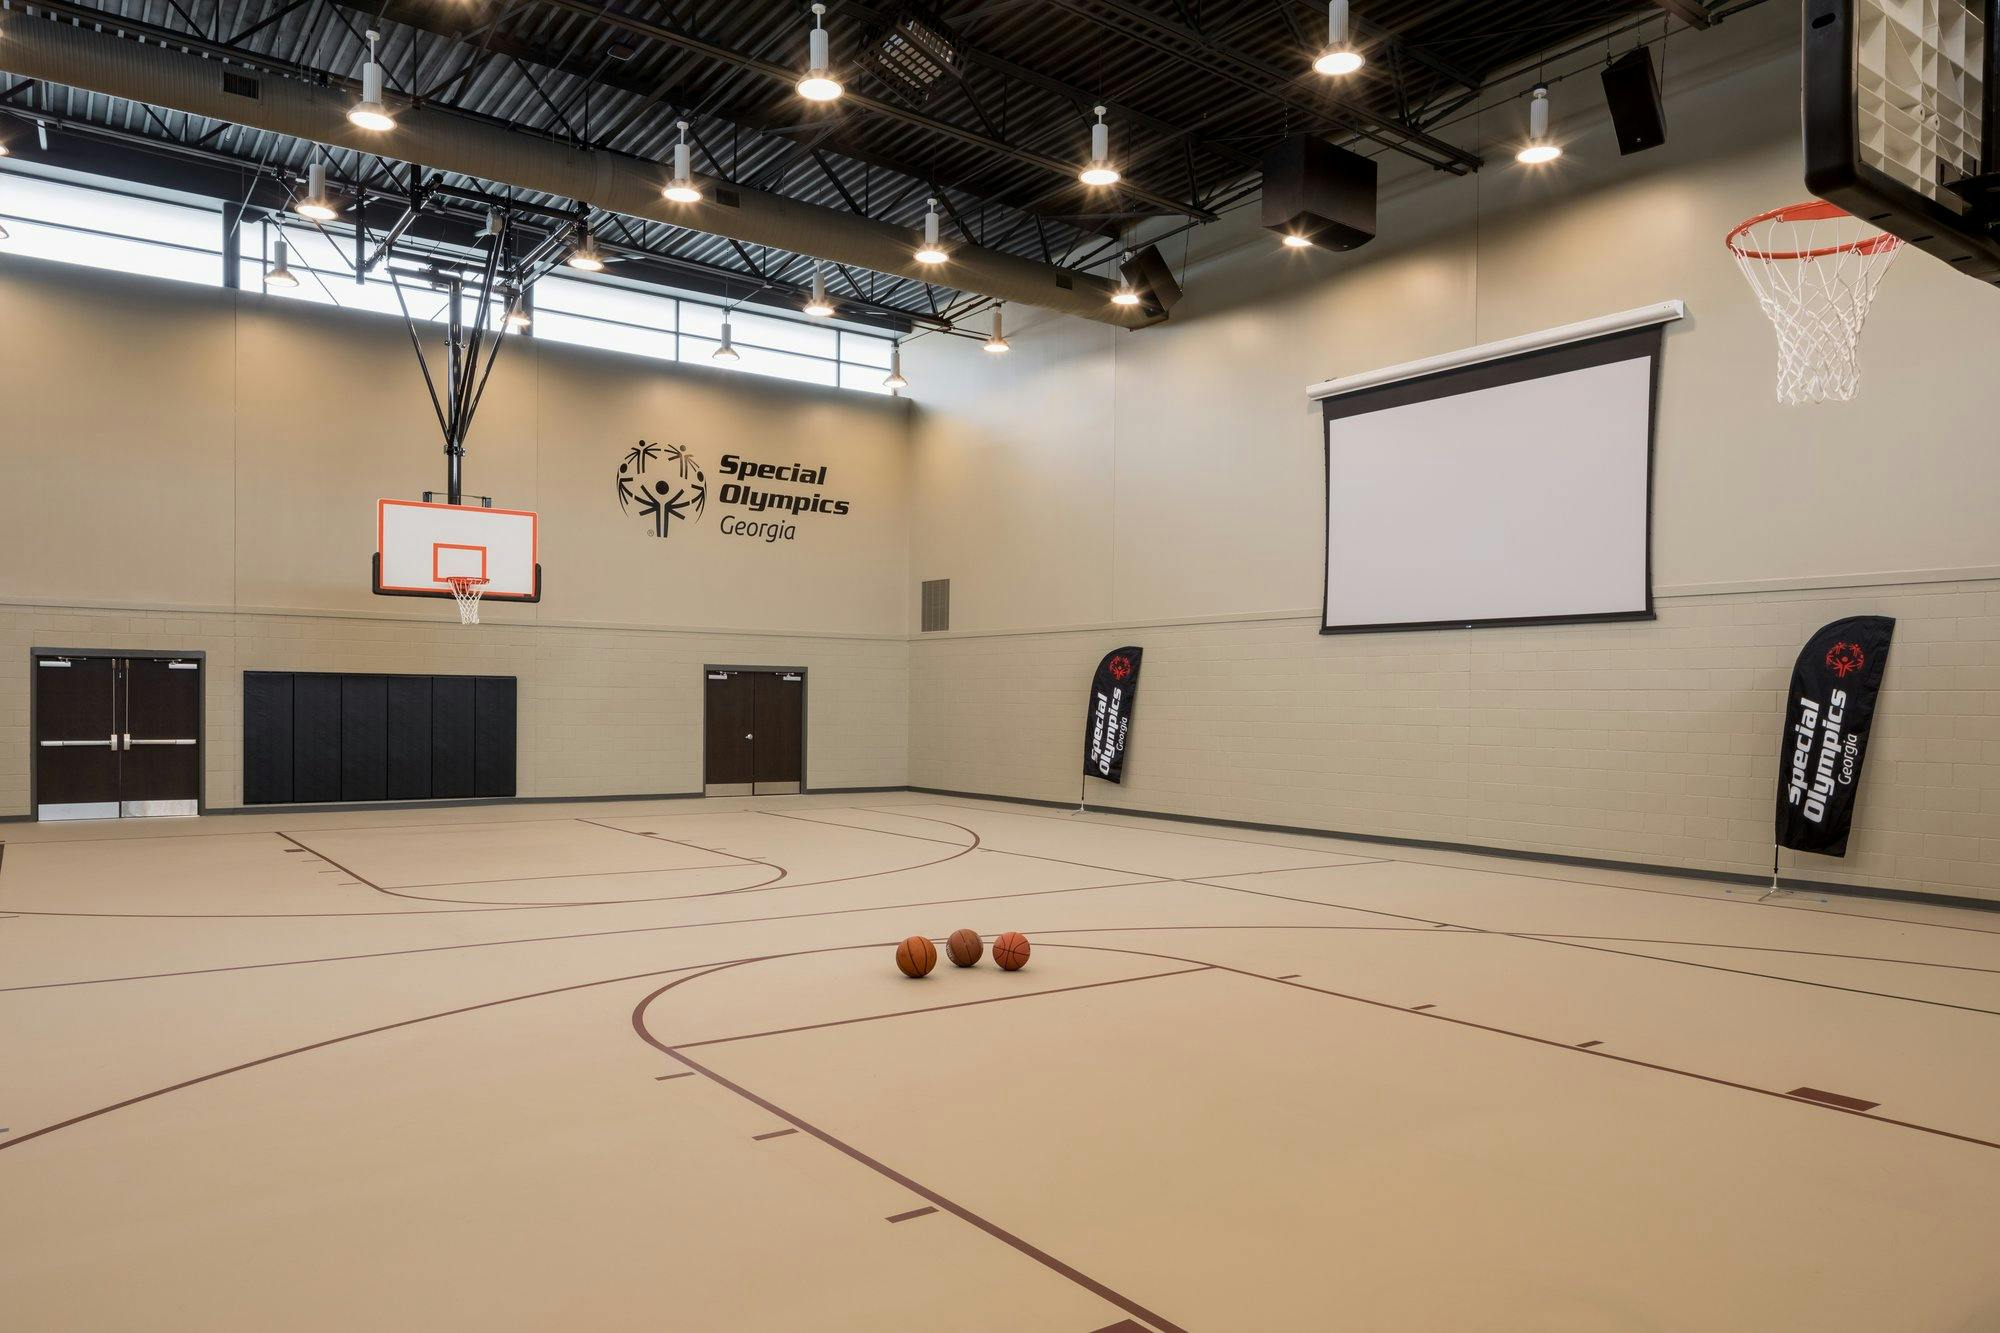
[0,0,1739,329]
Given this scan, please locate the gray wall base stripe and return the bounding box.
[903,786,2000,918]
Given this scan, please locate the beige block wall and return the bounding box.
[0,256,912,811]
[904,10,2000,900]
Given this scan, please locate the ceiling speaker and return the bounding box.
[1119,245,1183,319]
[1601,48,1667,155]
[1260,134,1377,251]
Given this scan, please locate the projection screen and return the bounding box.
[1316,313,1674,634]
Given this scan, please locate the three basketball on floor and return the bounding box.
[895,930,1030,977]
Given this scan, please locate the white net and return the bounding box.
[445,575,489,625]
[1728,202,1904,405]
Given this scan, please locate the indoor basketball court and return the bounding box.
[3,0,1999,1328]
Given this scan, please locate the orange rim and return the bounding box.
[1725,200,1904,261]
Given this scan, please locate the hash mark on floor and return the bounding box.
[752,1128,799,1141]
[1788,1086,1880,1113]
[1410,1003,1436,1011]
[655,1072,695,1081]
[885,1206,937,1224]
[1576,1040,1602,1049]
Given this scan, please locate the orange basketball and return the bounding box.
[992,931,1031,971]
[946,929,983,967]
[895,935,937,978]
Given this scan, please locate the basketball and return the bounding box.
[895,935,937,978]
[992,931,1031,971]
[947,929,983,967]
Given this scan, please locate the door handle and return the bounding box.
[38,739,115,747]
[122,733,132,750]
[745,733,754,740]
[129,738,197,747]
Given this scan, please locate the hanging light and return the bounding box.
[914,197,947,265]
[0,141,11,158]
[983,303,1010,354]
[1111,255,1142,306]
[664,120,702,203]
[295,161,339,221]
[1312,1,1364,76]
[566,226,607,272]
[1079,106,1120,186]
[804,263,834,318]
[348,30,397,132]
[797,4,843,102]
[1517,85,1562,164]
[1281,233,1314,249]
[884,341,908,390]
[714,315,741,363]
[504,291,531,332]
[264,238,299,289]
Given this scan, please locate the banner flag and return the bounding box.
[1775,615,1894,857]
[1083,647,1143,784]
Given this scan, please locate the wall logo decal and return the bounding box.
[1107,654,1135,682]
[618,441,706,537]
[1824,641,1866,678]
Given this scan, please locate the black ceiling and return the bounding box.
[0,0,1737,327]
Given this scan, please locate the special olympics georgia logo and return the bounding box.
[1107,655,1134,681]
[1825,641,1866,678]
[618,441,705,537]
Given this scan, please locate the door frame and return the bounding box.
[30,647,207,818]
[700,664,808,796]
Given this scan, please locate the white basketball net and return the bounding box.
[1728,202,1904,405]
[444,575,489,625]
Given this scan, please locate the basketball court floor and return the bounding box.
[4,793,1997,1331]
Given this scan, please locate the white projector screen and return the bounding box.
[1320,325,1661,633]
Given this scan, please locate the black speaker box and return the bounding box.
[1602,48,1666,156]
[1119,244,1183,318]
[1260,134,1376,251]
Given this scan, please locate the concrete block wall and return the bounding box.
[0,603,907,812]
[909,577,2000,902]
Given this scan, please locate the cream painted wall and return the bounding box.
[904,9,2000,900]
[0,257,911,810]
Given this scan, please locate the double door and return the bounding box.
[704,669,804,796]
[35,653,202,820]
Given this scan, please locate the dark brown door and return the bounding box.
[35,655,121,819]
[751,672,804,793]
[120,658,201,815]
[704,671,755,794]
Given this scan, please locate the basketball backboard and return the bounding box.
[1804,0,2000,283]
[374,498,541,603]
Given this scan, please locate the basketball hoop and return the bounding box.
[443,575,489,624]
[1726,201,1904,405]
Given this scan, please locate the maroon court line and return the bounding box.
[1197,881,2000,1020]
[920,800,2000,938]
[0,877,1169,993]
[674,965,1212,1051]
[632,958,1190,1333]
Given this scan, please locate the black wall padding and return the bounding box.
[243,671,513,806]
[340,675,389,802]
[474,677,517,798]
[243,672,293,805]
[291,675,343,803]
[385,676,432,801]
[429,676,477,800]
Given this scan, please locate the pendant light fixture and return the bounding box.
[1111,254,1142,306]
[797,4,843,102]
[1517,85,1562,164]
[1079,106,1120,187]
[264,237,299,289]
[294,160,339,221]
[1312,1,1364,76]
[714,315,741,362]
[348,30,396,132]
[803,263,834,318]
[1282,233,1314,248]
[983,303,1010,354]
[883,341,908,390]
[914,197,948,265]
[566,226,606,272]
[664,121,702,203]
